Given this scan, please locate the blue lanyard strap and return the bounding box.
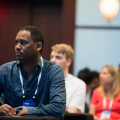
[19,57,43,100]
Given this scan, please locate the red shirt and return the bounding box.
[90,88,120,120]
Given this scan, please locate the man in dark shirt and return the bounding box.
[0,26,66,120]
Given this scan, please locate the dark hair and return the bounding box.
[78,68,92,85]
[20,26,44,53]
[78,68,99,85]
[90,71,99,80]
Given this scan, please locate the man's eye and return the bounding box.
[56,56,62,59]
[15,41,18,45]
[20,41,27,45]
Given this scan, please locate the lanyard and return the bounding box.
[103,97,113,110]
[19,57,43,100]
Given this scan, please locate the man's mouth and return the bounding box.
[16,52,21,56]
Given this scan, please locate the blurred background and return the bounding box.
[0,0,120,76]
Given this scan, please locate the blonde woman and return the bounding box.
[89,65,120,120]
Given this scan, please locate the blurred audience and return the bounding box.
[50,44,86,113]
[90,71,100,89]
[78,68,99,113]
[89,65,120,120]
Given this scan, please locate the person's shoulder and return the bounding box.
[43,59,60,67]
[91,87,102,100]
[92,87,100,94]
[0,61,18,73]
[67,73,86,86]
[42,59,63,71]
[0,61,17,68]
[42,59,64,81]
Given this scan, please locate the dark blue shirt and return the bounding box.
[0,59,66,120]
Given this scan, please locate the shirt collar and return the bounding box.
[16,57,43,69]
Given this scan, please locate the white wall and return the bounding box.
[74,0,120,76]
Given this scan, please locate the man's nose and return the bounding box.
[16,43,21,50]
[50,57,56,63]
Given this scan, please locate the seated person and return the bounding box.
[90,71,100,89]
[78,68,99,113]
[89,65,120,120]
[0,26,66,120]
[50,44,86,113]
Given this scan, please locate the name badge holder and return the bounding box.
[100,97,113,119]
[19,57,43,109]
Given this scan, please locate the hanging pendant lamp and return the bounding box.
[99,0,119,22]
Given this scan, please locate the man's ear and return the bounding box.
[36,42,42,52]
[66,58,72,67]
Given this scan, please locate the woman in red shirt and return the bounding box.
[89,65,120,120]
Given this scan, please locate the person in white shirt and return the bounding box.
[50,44,86,113]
